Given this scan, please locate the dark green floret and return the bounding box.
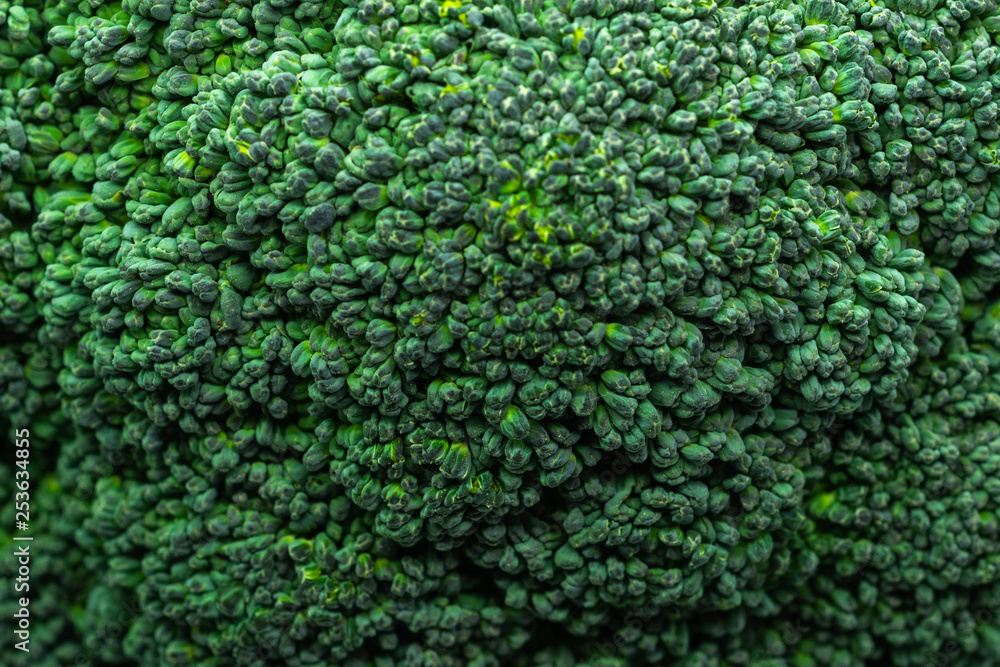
[4,0,1000,666]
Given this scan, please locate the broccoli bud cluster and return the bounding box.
[3,0,1000,666]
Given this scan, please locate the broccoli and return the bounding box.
[4,0,1000,665]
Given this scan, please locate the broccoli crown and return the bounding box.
[3,0,1000,666]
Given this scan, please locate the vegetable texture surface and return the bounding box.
[3,0,1000,665]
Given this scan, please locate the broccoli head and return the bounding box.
[4,0,1000,666]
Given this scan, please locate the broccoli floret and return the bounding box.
[7,0,1000,665]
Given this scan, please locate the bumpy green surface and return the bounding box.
[5,0,1000,665]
